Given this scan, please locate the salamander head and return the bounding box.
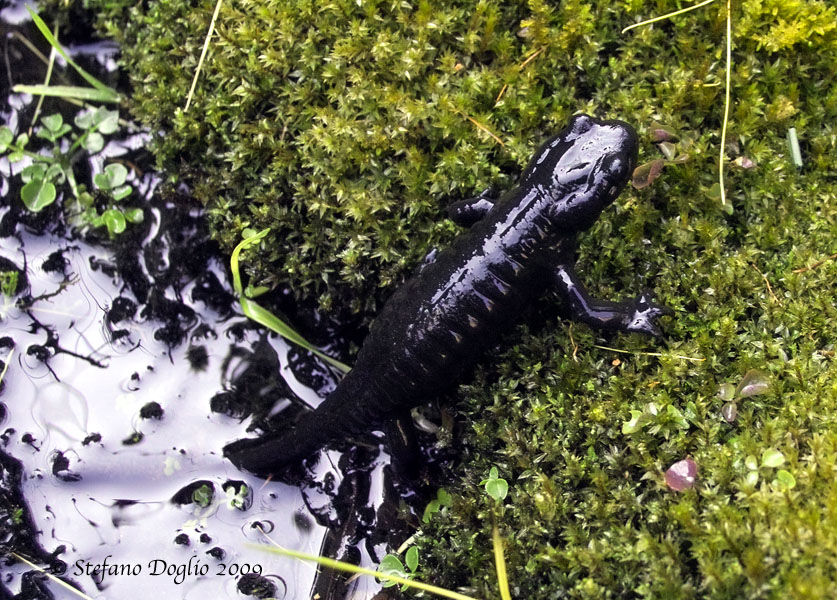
[522,114,638,231]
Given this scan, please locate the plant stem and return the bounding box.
[492,515,512,600]
[622,0,717,33]
[248,543,481,600]
[719,0,732,206]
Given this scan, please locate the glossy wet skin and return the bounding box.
[522,114,638,230]
[225,114,667,477]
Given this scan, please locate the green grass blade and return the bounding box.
[231,229,352,373]
[239,297,351,373]
[13,84,119,103]
[247,543,480,600]
[230,228,270,296]
[25,7,120,100]
[30,25,58,128]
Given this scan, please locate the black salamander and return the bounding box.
[225,114,671,476]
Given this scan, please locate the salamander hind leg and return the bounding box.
[383,412,422,478]
[447,188,496,227]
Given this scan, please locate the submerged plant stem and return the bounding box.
[11,553,94,600]
[0,348,12,386]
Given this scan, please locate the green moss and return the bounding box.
[51,0,837,595]
[58,0,830,320]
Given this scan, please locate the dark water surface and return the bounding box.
[0,5,405,598]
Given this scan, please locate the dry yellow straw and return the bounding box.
[185,0,225,111]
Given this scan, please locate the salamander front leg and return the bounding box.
[447,189,496,227]
[553,264,672,337]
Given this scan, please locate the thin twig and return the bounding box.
[494,83,508,104]
[751,262,780,304]
[456,110,505,146]
[518,46,545,69]
[185,0,225,111]
[12,31,50,65]
[568,322,579,363]
[495,46,545,105]
[792,252,837,274]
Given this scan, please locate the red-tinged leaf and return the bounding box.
[632,159,666,189]
[649,122,679,143]
[665,457,698,491]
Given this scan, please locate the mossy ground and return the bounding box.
[53,0,837,596]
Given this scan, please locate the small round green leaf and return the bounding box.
[21,164,47,183]
[95,163,128,190]
[775,469,796,490]
[717,383,736,401]
[45,163,66,184]
[95,109,120,135]
[761,448,785,469]
[658,141,677,161]
[377,555,406,588]
[405,546,418,572]
[124,208,144,223]
[83,132,105,153]
[111,185,132,202]
[21,179,57,212]
[736,369,770,398]
[622,409,643,434]
[101,209,126,235]
[0,126,12,152]
[41,113,63,132]
[485,477,508,502]
[74,110,94,130]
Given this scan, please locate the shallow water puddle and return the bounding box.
[0,210,390,598]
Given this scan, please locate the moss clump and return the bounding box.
[55,0,837,595]
[65,0,832,319]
